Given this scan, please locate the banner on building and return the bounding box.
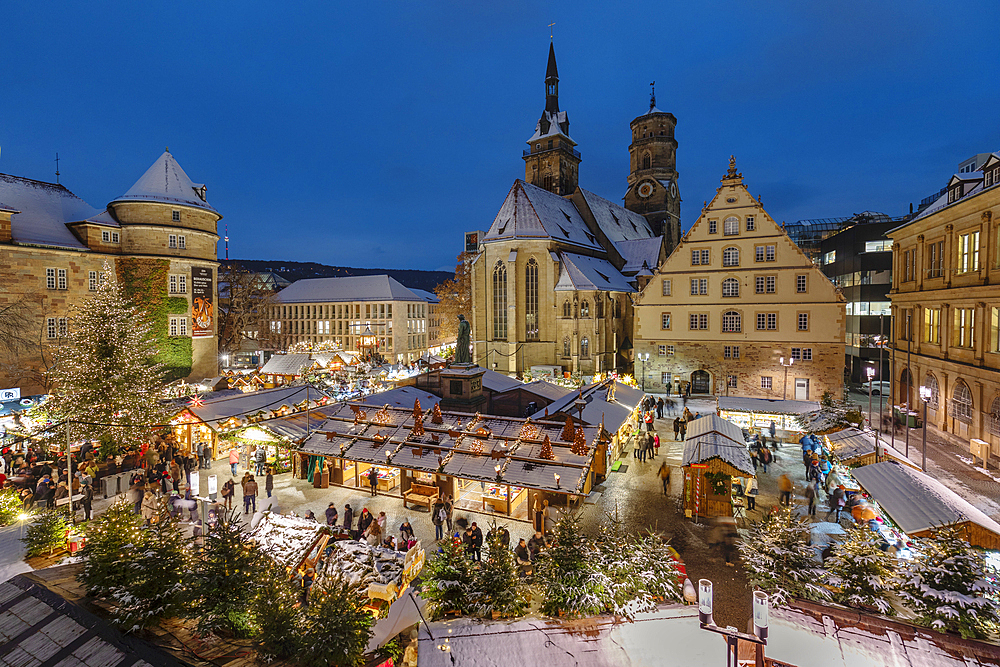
[191,266,214,338]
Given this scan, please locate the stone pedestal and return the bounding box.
[439,363,487,413]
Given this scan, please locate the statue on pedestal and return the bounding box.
[456,314,472,364]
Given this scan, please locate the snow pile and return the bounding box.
[251,512,328,568]
[320,540,406,590]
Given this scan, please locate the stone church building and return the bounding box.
[0,151,222,393]
[471,43,680,378]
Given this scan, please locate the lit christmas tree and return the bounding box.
[413,398,423,420]
[79,498,144,597]
[561,416,575,441]
[896,527,999,639]
[539,435,554,460]
[21,509,70,557]
[471,520,527,618]
[254,557,305,660]
[824,526,897,615]
[737,506,829,605]
[45,262,169,456]
[431,403,444,424]
[536,510,602,617]
[420,536,474,617]
[297,576,375,667]
[571,427,588,456]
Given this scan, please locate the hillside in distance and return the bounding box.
[222,259,453,293]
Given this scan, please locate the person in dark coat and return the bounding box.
[673,417,681,441]
[469,522,483,562]
[357,508,373,538]
[343,504,354,533]
[399,518,414,545]
[325,503,338,526]
[367,466,378,497]
[462,526,475,558]
[527,531,547,559]
[81,480,94,520]
[265,468,274,498]
[514,538,532,576]
[656,397,664,419]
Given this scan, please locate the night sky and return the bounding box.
[2,2,997,271]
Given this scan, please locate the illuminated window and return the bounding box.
[492,261,507,340]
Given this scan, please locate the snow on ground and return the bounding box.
[955,454,1000,485]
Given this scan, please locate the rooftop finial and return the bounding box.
[54,153,60,185]
[165,146,170,153]
[649,81,656,111]
[548,21,555,40]
[726,155,742,180]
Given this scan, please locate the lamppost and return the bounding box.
[637,352,650,392]
[866,366,875,431]
[779,357,793,400]
[698,579,769,667]
[919,385,931,472]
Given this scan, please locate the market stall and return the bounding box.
[822,428,916,469]
[318,539,424,604]
[681,415,755,520]
[717,396,820,442]
[850,460,1000,550]
[250,511,333,572]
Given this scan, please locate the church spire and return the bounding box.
[545,41,559,113]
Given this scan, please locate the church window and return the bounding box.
[581,300,589,317]
[595,298,603,319]
[573,300,578,318]
[492,261,507,340]
[563,338,571,357]
[642,153,651,170]
[581,338,590,358]
[615,299,622,319]
[525,259,539,340]
[563,300,571,318]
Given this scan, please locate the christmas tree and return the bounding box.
[254,558,304,660]
[413,398,423,420]
[420,536,474,617]
[0,489,24,527]
[431,403,444,424]
[536,510,602,617]
[106,503,191,632]
[539,435,554,460]
[633,530,683,604]
[470,521,527,618]
[571,427,588,456]
[296,575,375,667]
[184,509,264,637]
[79,498,144,596]
[896,527,1000,638]
[561,416,575,441]
[22,509,70,557]
[411,416,425,438]
[737,506,829,605]
[45,262,169,455]
[825,526,897,615]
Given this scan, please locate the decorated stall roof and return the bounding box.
[717,396,821,416]
[823,428,916,468]
[180,384,330,428]
[682,415,754,476]
[356,387,441,410]
[259,353,314,377]
[530,379,644,432]
[850,461,1000,548]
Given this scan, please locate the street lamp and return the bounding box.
[698,578,769,667]
[637,353,650,392]
[866,366,876,431]
[919,385,931,472]
[779,357,794,400]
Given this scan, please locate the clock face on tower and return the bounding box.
[637,181,655,199]
[670,181,678,198]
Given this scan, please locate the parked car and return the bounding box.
[860,380,891,395]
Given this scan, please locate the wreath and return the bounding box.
[703,471,730,496]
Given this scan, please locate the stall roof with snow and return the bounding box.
[823,428,916,468]
[355,387,441,410]
[259,353,314,377]
[717,396,821,415]
[250,512,331,571]
[530,379,644,432]
[682,414,754,476]
[850,460,1000,549]
[178,384,329,428]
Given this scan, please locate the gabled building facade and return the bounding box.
[633,158,845,399]
[0,151,222,392]
[887,151,1000,454]
[471,43,673,378]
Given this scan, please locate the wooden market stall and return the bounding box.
[250,511,333,573]
[717,396,820,442]
[850,460,1000,549]
[822,428,917,469]
[681,415,755,519]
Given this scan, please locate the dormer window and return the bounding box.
[986,170,994,187]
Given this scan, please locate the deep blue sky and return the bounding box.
[2,2,998,271]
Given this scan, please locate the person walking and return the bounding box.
[778,473,793,507]
[169,458,181,493]
[769,420,777,446]
[81,479,94,521]
[265,468,274,498]
[678,419,688,442]
[367,466,378,497]
[826,485,846,522]
[653,433,660,457]
[444,494,454,533]
[758,444,771,474]
[243,475,258,514]
[470,522,483,562]
[141,484,159,525]
[804,480,817,517]
[432,500,445,540]
[658,461,671,495]
[637,433,648,463]
[673,417,680,441]
[228,446,239,477]
[221,478,234,510]
[749,446,759,472]
[325,503,338,525]
[656,397,664,419]
[343,503,354,534]
[744,476,758,511]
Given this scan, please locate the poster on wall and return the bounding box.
[191,266,214,338]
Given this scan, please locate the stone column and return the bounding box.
[944,224,955,289]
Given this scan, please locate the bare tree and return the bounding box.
[0,295,36,357]
[217,265,279,359]
[434,252,474,344]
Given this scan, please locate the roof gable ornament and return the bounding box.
[724,155,742,182]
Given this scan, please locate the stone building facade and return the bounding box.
[634,158,845,399]
[887,152,1000,455]
[0,151,222,393]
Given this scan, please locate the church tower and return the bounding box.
[523,42,580,196]
[624,87,681,251]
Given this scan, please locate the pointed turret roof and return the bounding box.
[112,150,218,213]
[546,41,559,80]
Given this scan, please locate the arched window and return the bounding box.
[492,261,507,340]
[580,337,589,358]
[595,298,604,319]
[563,300,571,318]
[581,300,590,317]
[722,278,740,298]
[563,338,571,358]
[924,373,939,410]
[722,311,741,333]
[990,396,1000,437]
[525,258,539,340]
[723,216,739,236]
[952,381,973,423]
[573,299,579,318]
[900,368,913,407]
[642,153,651,170]
[722,247,740,267]
[615,298,622,319]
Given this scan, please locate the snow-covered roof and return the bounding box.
[511,380,574,402]
[111,151,218,213]
[951,172,984,182]
[528,109,571,142]
[717,396,821,416]
[617,237,663,274]
[183,384,326,426]
[251,512,329,569]
[0,173,100,249]
[554,252,635,292]
[682,415,754,475]
[531,380,643,431]
[274,275,424,303]
[480,369,523,393]
[578,188,654,243]
[823,428,914,467]
[850,460,1000,544]
[407,288,439,303]
[259,353,313,376]
[483,180,603,251]
[355,386,441,410]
